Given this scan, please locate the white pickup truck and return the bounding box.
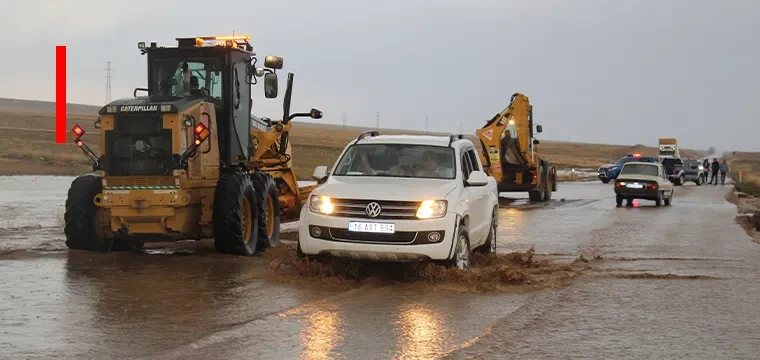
[297,132,500,269]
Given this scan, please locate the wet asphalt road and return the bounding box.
[1,176,759,359]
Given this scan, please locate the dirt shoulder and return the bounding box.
[727,188,760,244]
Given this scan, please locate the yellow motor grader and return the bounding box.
[475,92,557,202]
[65,34,322,256]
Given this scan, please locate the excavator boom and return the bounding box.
[475,93,535,183]
[475,92,556,202]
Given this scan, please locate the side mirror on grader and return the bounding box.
[264,55,284,69]
[264,73,278,98]
[536,124,543,133]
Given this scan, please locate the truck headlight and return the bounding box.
[309,195,333,214]
[416,200,447,219]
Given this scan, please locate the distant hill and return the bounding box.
[0,97,707,160]
[0,97,101,115]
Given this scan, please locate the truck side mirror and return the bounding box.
[466,170,489,187]
[536,125,543,133]
[264,56,283,70]
[264,73,278,98]
[313,165,329,182]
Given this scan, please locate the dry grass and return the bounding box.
[726,151,760,196]
[0,108,706,179]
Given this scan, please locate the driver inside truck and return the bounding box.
[357,147,406,176]
[415,151,453,178]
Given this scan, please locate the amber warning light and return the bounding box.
[180,122,211,166]
[72,124,85,138]
[71,124,100,168]
[194,122,210,140]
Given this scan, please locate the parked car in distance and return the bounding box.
[598,153,658,183]
[662,157,705,186]
[298,132,500,270]
[614,161,674,207]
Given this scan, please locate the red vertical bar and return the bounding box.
[55,45,66,143]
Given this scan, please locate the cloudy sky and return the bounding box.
[0,0,757,151]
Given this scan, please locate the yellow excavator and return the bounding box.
[475,93,556,202]
[65,34,321,256]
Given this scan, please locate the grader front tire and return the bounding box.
[251,172,281,250]
[63,174,113,252]
[212,173,260,256]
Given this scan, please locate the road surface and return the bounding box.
[1,175,758,359]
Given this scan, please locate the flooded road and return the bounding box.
[1,175,759,359]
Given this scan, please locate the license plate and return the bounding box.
[348,221,395,234]
[626,183,644,189]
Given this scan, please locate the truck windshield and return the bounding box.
[620,164,659,177]
[333,144,456,179]
[151,58,224,101]
[659,146,676,156]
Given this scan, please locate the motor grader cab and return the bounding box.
[64,34,322,256]
[475,93,556,202]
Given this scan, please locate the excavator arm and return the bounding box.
[475,93,537,184]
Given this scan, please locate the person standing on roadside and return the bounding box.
[702,158,710,184]
[720,159,729,185]
[710,158,720,185]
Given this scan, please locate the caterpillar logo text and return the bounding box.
[120,105,158,112]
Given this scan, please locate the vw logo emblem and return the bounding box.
[365,202,382,218]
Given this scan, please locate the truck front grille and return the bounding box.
[329,199,421,220]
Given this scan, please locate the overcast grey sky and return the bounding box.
[0,0,758,151]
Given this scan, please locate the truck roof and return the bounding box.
[352,134,470,147]
[624,161,662,167]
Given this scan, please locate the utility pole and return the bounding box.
[342,112,347,128]
[459,122,463,134]
[104,61,113,103]
[376,112,380,130]
[425,113,429,134]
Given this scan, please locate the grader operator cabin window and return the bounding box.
[153,59,223,101]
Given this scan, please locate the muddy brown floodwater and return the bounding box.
[1,175,759,359]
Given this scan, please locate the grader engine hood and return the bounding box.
[96,96,209,177]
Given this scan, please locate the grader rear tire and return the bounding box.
[251,172,281,250]
[212,173,260,256]
[64,174,113,252]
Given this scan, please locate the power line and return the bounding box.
[105,61,113,103]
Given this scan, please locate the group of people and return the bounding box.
[703,158,730,185]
